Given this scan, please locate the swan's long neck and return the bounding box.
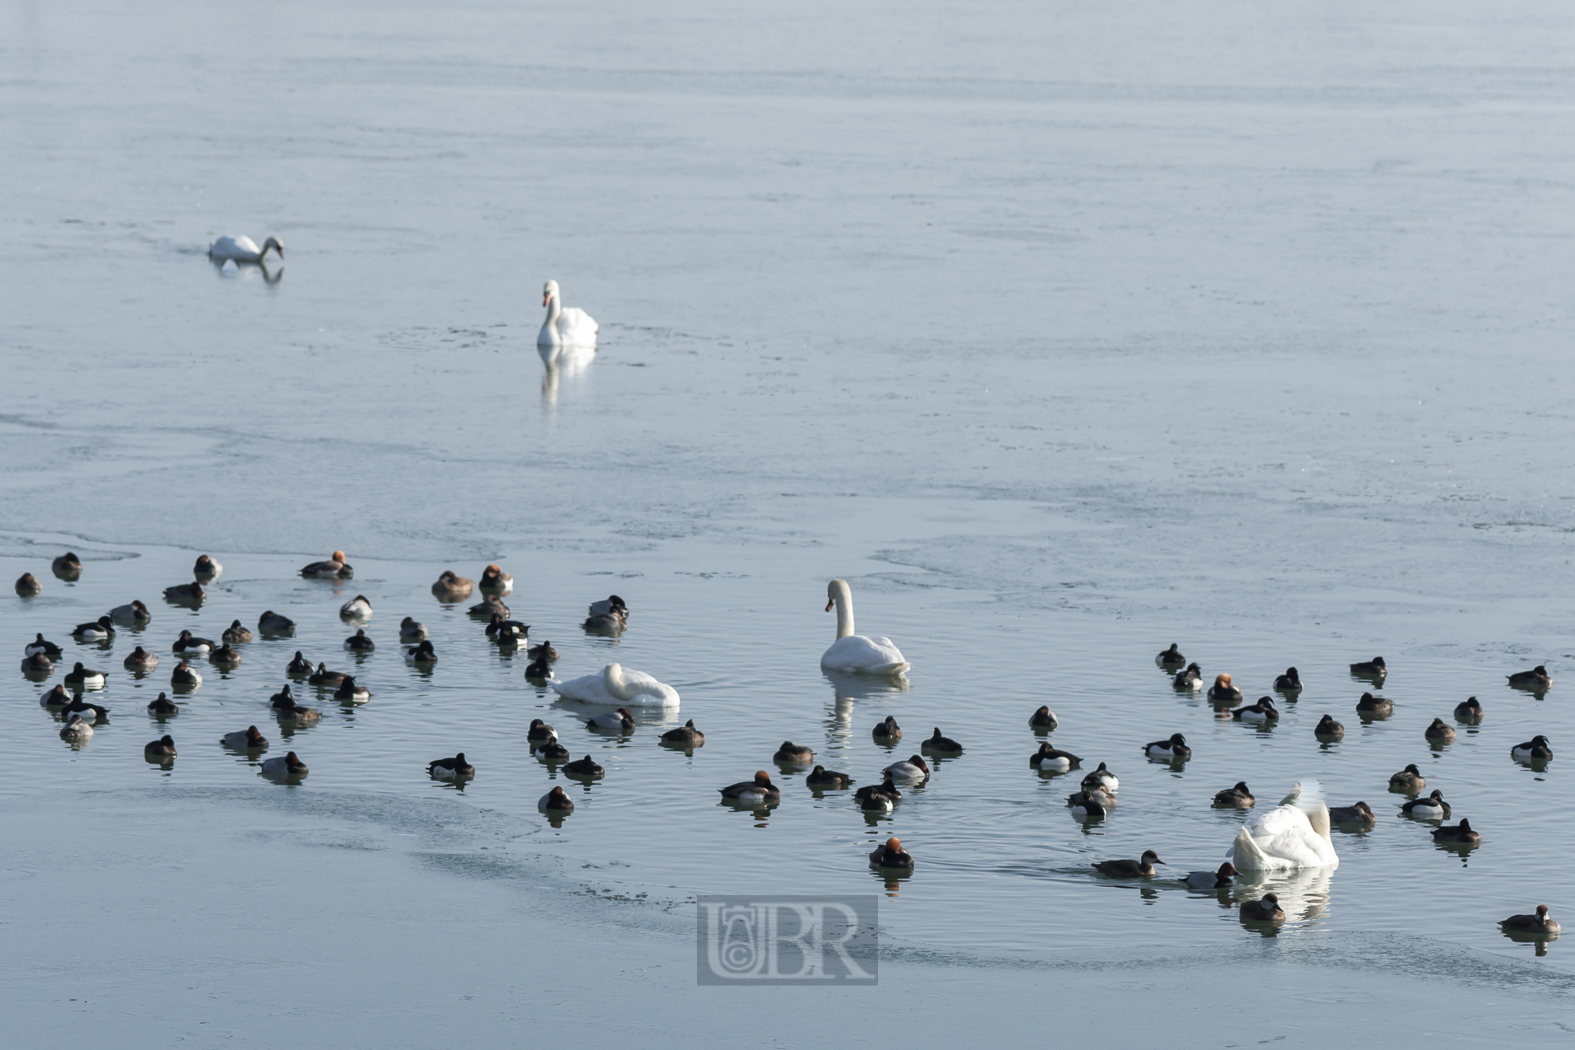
[540,293,561,344]
[1307,802,1331,842]
[833,591,854,639]
[603,662,632,701]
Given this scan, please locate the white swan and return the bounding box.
[209,235,283,263]
[820,579,909,674]
[1228,784,1339,871]
[552,662,679,709]
[538,280,598,350]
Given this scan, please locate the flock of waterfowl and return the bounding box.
[12,553,1561,939]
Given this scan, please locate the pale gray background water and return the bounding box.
[3,0,1575,1044]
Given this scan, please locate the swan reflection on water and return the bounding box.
[540,343,596,403]
[209,256,283,284]
[823,669,911,704]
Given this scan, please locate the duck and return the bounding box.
[1389,764,1426,792]
[534,740,570,761]
[209,644,242,668]
[1327,801,1376,825]
[868,837,914,869]
[61,696,109,722]
[485,614,530,642]
[1207,674,1242,703]
[660,720,705,747]
[286,651,314,674]
[479,564,514,595]
[308,663,347,688]
[171,630,215,655]
[63,662,106,688]
[1028,706,1058,730]
[1172,663,1204,690]
[222,726,270,750]
[1228,785,1339,871]
[59,715,94,742]
[147,692,180,716]
[1356,692,1393,716]
[524,654,552,678]
[192,554,223,580]
[552,663,679,708]
[209,234,284,262]
[260,751,309,777]
[1092,851,1165,877]
[270,690,320,723]
[258,611,296,635]
[1066,787,1116,816]
[404,640,438,665]
[1180,862,1237,889]
[1500,905,1560,935]
[144,735,177,759]
[563,755,605,779]
[1081,762,1118,791]
[333,676,371,704]
[883,755,930,783]
[538,786,574,813]
[1507,665,1552,689]
[1432,818,1479,845]
[581,606,625,633]
[1143,733,1190,759]
[1030,742,1082,772]
[470,595,511,621]
[21,652,53,674]
[718,770,780,804]
[526,640,558,662]
[1314,714,1345,740]
[1155,643,1186,668]
[170,660,202,689]
[1511,735,1553,761]
[339,595,373,621]
[431,570,474,600]
[1453,696,1483,723]
[163,582,205,604]
[109,600,152,625]
[1349,656,1387,678]
[428,753,476,780]
[39,684,72,708]
[15,572,42,596]
[1212,782,1255,809]
[1232,696,1278,722]
[221,620,253,644]
[1425,718,1456,744]
[52,552,83,579]
[855,776,902,811]
[873,715,902,742]
[588,595,627,618]
[343,629,375,652]
[1401,790,1451,819]
[1273,667,1302,692]
[538,279,599,348]
[585,707,635,732]
[921,727,963,756]
[774,741,815,766]
[399,617,427,642]
[72,616,116,641]
[526,718,557,745]
[25,634,63,658]
[820,579,909,675]
[300,551,352,578]
[1239,894,1285,922]
[806,765,853,789]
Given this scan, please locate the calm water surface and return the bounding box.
[4,0,1575,1044]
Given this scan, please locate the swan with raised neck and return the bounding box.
[821,579,909,675]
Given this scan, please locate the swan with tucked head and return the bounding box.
[1228,782,1339,871]
[538,280,599,350]
[821,579,909,675]
[209,235,284,263]
[552,662,679,708]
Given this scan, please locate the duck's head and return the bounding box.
[1371,657,1386,667]
[1169,733,1186,746]
[1234,781,1250,792]
[453,752,467,765]
[485,564,502,575]
[616,708,633,721]
[1140,850,1165,865]
[909,755,929,772]
[1537,905,1551,920]
[1218,862,1237,877]
[753,770,772,786]
[1534,665,1549,675]
[285,751,306,771]
[247,726,264,743]
[1354,801,1373,816]
[1457,818,1473,832]
[331,550,346,562]
[1404,763,1421,774]
[886,837,902,851]
[1215,673,1232,687]
[1262,893,1280,906]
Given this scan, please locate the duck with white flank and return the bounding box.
[1511,735,1553,761]
[1155,643,1186,668]
[428,753,475,780]
[820,579,908,675]
[61,696,109,722]
[171,630,214,655]
[581,601,625,633]
[399,617,427,642]
[260,752,309,778]
[73,616,115,641]
[1207,674,1242,703]
[1031,742,1082,772]
[1212,782,1255,809]
[1093,851,1164,877]
[192,554,223,580]
[300,551,352,578]
[1401,790,1450,819]
[586,708,635,732]
[869,837,914,869]
[538,786,573,813]
[222,726,270,750]
[334,676,371,704]
[339,595,373,621]
[588,595,626,619]
[170,660,202,690]
[1143,733,1190,760]
[1081,762,1118,791]
[1172,663,1203,690]
[1067,787,1116,817]
[718,771,780,804]
[60,715,93,742]
[110,600,152,625]
[1028,706,1058,730]
[883,755,930,783]
[1233,697,1278,722]
[534,739,570,761]
[64,662,106,689]
[855,776,902,812]
[479,565,513,595]
[25,634,63,659]
[39,684,71,708]
[1180,862,1236,889]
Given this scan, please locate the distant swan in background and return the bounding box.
[1227,783,1339,871]
[538,279,598,352]
[821,579,909,675]
[209,235,284,263]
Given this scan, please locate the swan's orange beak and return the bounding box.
[824,600,834,612]
[542,292,550,306]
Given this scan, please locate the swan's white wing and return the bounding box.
[1229,805,1338,871]
[615,668,680,708]
[556,307,598,345]
[552,672,615,704]
[209,235,259,260]
[821,635,909,674]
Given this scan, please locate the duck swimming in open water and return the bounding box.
[873,716,902,742]
[110,600,151,625]
[428,753,476,780]
[1314,714,1345,740]
[431,570,473,600]
[1212,782,1255,808]
[718,771,780,804]
[538,786,573,813]
[1511,735,1553,761]
[1093,850,1164,877]
[1506,665,1552,689]
[1181,862,1236,889]
[921,727,963,756]
[806,765,854,789]
[52,552,82,580]
[883,755,930,783]
[773,741,815,766]
[1028,706,1058,730]
[25,634,63,659]
[1143,733,1190,759]
[15,572,42,596]
[660,720,705,747]
[1389,764,1425,792]
[1356,692,1393,716]
[339,595,373,621]
[1349,656,1387,678]
[1031,742,1082,772]
[1454,696,1483,723]
[1208,674,1242,703]
[479,564,513,595]
[1172,663,1203,690]
[258,611,296,635]
[222,620,252,644]
[301,551,352,578]
[869,837,914,869]
[1500,905,1560,934]
[1273,667,1302,692]
[260,751,309,778]
[1081,762,1118,791]
[1232,696,1278,722]
[222,726,270,750]
[343,629,375,652]
[192,554,223,581]
[147,692,179,716]
[1401,790,1451,820]
[1155,643,1186,668]
[1239,894,1285,922]
[1425,718,1455,744]
[171,629,214,655]
[124,645,162,672]
[1327,801,1376,825]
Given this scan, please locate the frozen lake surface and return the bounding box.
[3,0,1575,1044]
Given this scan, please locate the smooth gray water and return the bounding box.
[4,0,1575,1044]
